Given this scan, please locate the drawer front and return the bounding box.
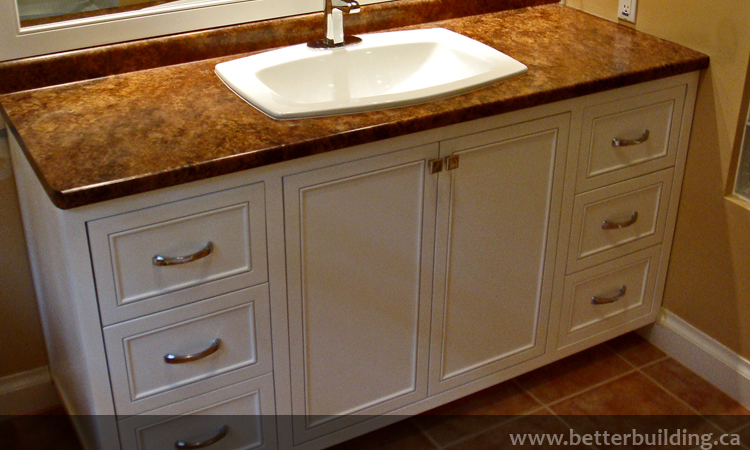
[88,183,268,325]
[577,85,686,192]
[557,246,661,349]
[567,169,673,274]
[118,374,277,450]
[104,285,272,416]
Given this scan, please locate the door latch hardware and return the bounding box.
[445,155,459,171]
[429,159,443,174]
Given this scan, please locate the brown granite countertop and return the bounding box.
[0,4,708,209]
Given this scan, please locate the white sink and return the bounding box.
[215,28,528,120]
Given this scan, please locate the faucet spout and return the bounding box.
[308,0,362,49]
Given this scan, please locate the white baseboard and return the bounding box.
[639,309,750,409]
[0,366,60,415]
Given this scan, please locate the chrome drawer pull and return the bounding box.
[153,241,213,266]
[592,285,627,305]
[164,339,221,364]
[175,425,228,449]
[612,129,650,147]
[602,211,638,230]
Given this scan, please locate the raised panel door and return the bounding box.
[283,143,439,444]
[429,114,569,394]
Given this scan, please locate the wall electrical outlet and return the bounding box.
[618,0,637,23]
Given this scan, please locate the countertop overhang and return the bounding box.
[0,4,709,209]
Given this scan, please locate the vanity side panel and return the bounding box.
[649,71,700,319]
[9,137,118,447]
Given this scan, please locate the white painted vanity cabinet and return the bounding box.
[8,71,698,450]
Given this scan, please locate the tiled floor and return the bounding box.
[5,333,750,450]
[331,333,750,450]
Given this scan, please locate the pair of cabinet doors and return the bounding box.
[283,114,569,443]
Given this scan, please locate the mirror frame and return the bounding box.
[0,0,324,61]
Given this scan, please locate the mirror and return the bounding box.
[18,0,216,27]
[2,0,385,62]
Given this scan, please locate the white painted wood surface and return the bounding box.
[283,143,438,444]
[558,245,661,349]
[118,373,277,450]
[576,84,685,192]
[104,284,272,416]
[428,114,569,394]
[88,182,267,325]
[7,72,701,450]
[567,168,673,273]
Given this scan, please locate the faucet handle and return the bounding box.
[347,0,360,14]
[333,0,360,14]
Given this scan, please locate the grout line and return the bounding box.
[409,417,447,450]
[543,368,639,410]
[727,419,750,435]
[636,364,730,433]
[550,411,601,450]
[635,355,671,370]
[434,414,530,449]
[605,340,670,371]
[512,378,546,407]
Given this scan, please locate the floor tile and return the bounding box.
[642,358,750,432]
[550,371,696,415]
[515,344,633,404]
[443,414,592,450]
[732,422,750,447]
[558,415,722,450]
[605,332,667,367]
[325,420,436,450]
[550,372,722,449]
[413,380,542,447]
[0,413,83,450]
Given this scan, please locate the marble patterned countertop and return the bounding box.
[0,3,708,209]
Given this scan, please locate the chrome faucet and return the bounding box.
[308,0,362,49]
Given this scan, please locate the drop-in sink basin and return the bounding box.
[215,28,527,120]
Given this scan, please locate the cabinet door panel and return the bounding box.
[430,115,569,393]
[283,144,438,444]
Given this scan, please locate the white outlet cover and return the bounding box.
[618,0,638,23]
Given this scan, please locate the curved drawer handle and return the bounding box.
[153,242,214,266]
[175,425,228,449]
[602,211,638,230]
[591,285,627,305]
[612,129,650,147]
[164,339,221,364]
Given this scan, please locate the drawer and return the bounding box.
[557,246,661,349]
[576,84,686,192]
[104,284,272,416]
[88,183,268,325]
[567,169,672,274]
[118,374,277,450]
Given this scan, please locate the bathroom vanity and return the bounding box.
[0,4,707,450]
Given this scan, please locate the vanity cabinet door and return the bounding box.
[428,114,569,394]
[283,143,439,444]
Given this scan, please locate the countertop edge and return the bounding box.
[46,62,708,210]
[0,4,710,210]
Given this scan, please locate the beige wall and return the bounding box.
[0,126,48,378]
[568,0,750,357]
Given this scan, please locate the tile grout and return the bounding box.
[635,362,735,434]
[399,338,750,450]
[430,412,540,449]
[543,368,639,411]
[408,416,444,450]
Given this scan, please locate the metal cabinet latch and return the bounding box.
[445,155,459,170]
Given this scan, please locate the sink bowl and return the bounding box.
[215,28,527,120]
